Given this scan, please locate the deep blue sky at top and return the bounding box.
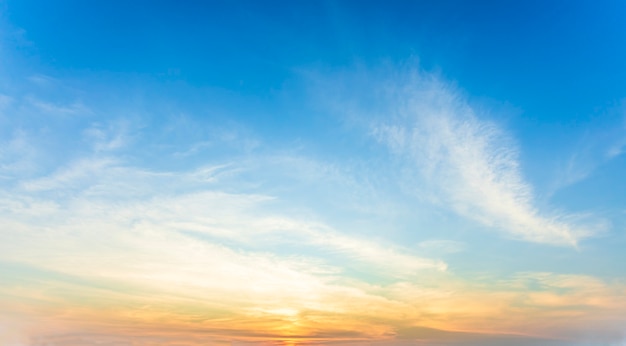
[6,0,626,112]
[3,0,626,201]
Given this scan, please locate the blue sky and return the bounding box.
[1,1,626,345]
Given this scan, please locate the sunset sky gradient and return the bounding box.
[1,1,626,345]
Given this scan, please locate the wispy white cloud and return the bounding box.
[606,142,625,159]
[337,68,601,246]
[4,155,445,282]
[83,121,132,152]
[20,157,117,191]
[25,95,91,117]
[173,140,213,157]
[27,74,59,87]
[550,103,626,194]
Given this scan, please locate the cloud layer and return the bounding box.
[0,64,622,345]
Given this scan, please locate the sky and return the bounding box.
[1,1,626,345]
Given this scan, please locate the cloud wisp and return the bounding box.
[348,68,602,246]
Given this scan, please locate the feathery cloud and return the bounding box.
[353,68,601,246]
